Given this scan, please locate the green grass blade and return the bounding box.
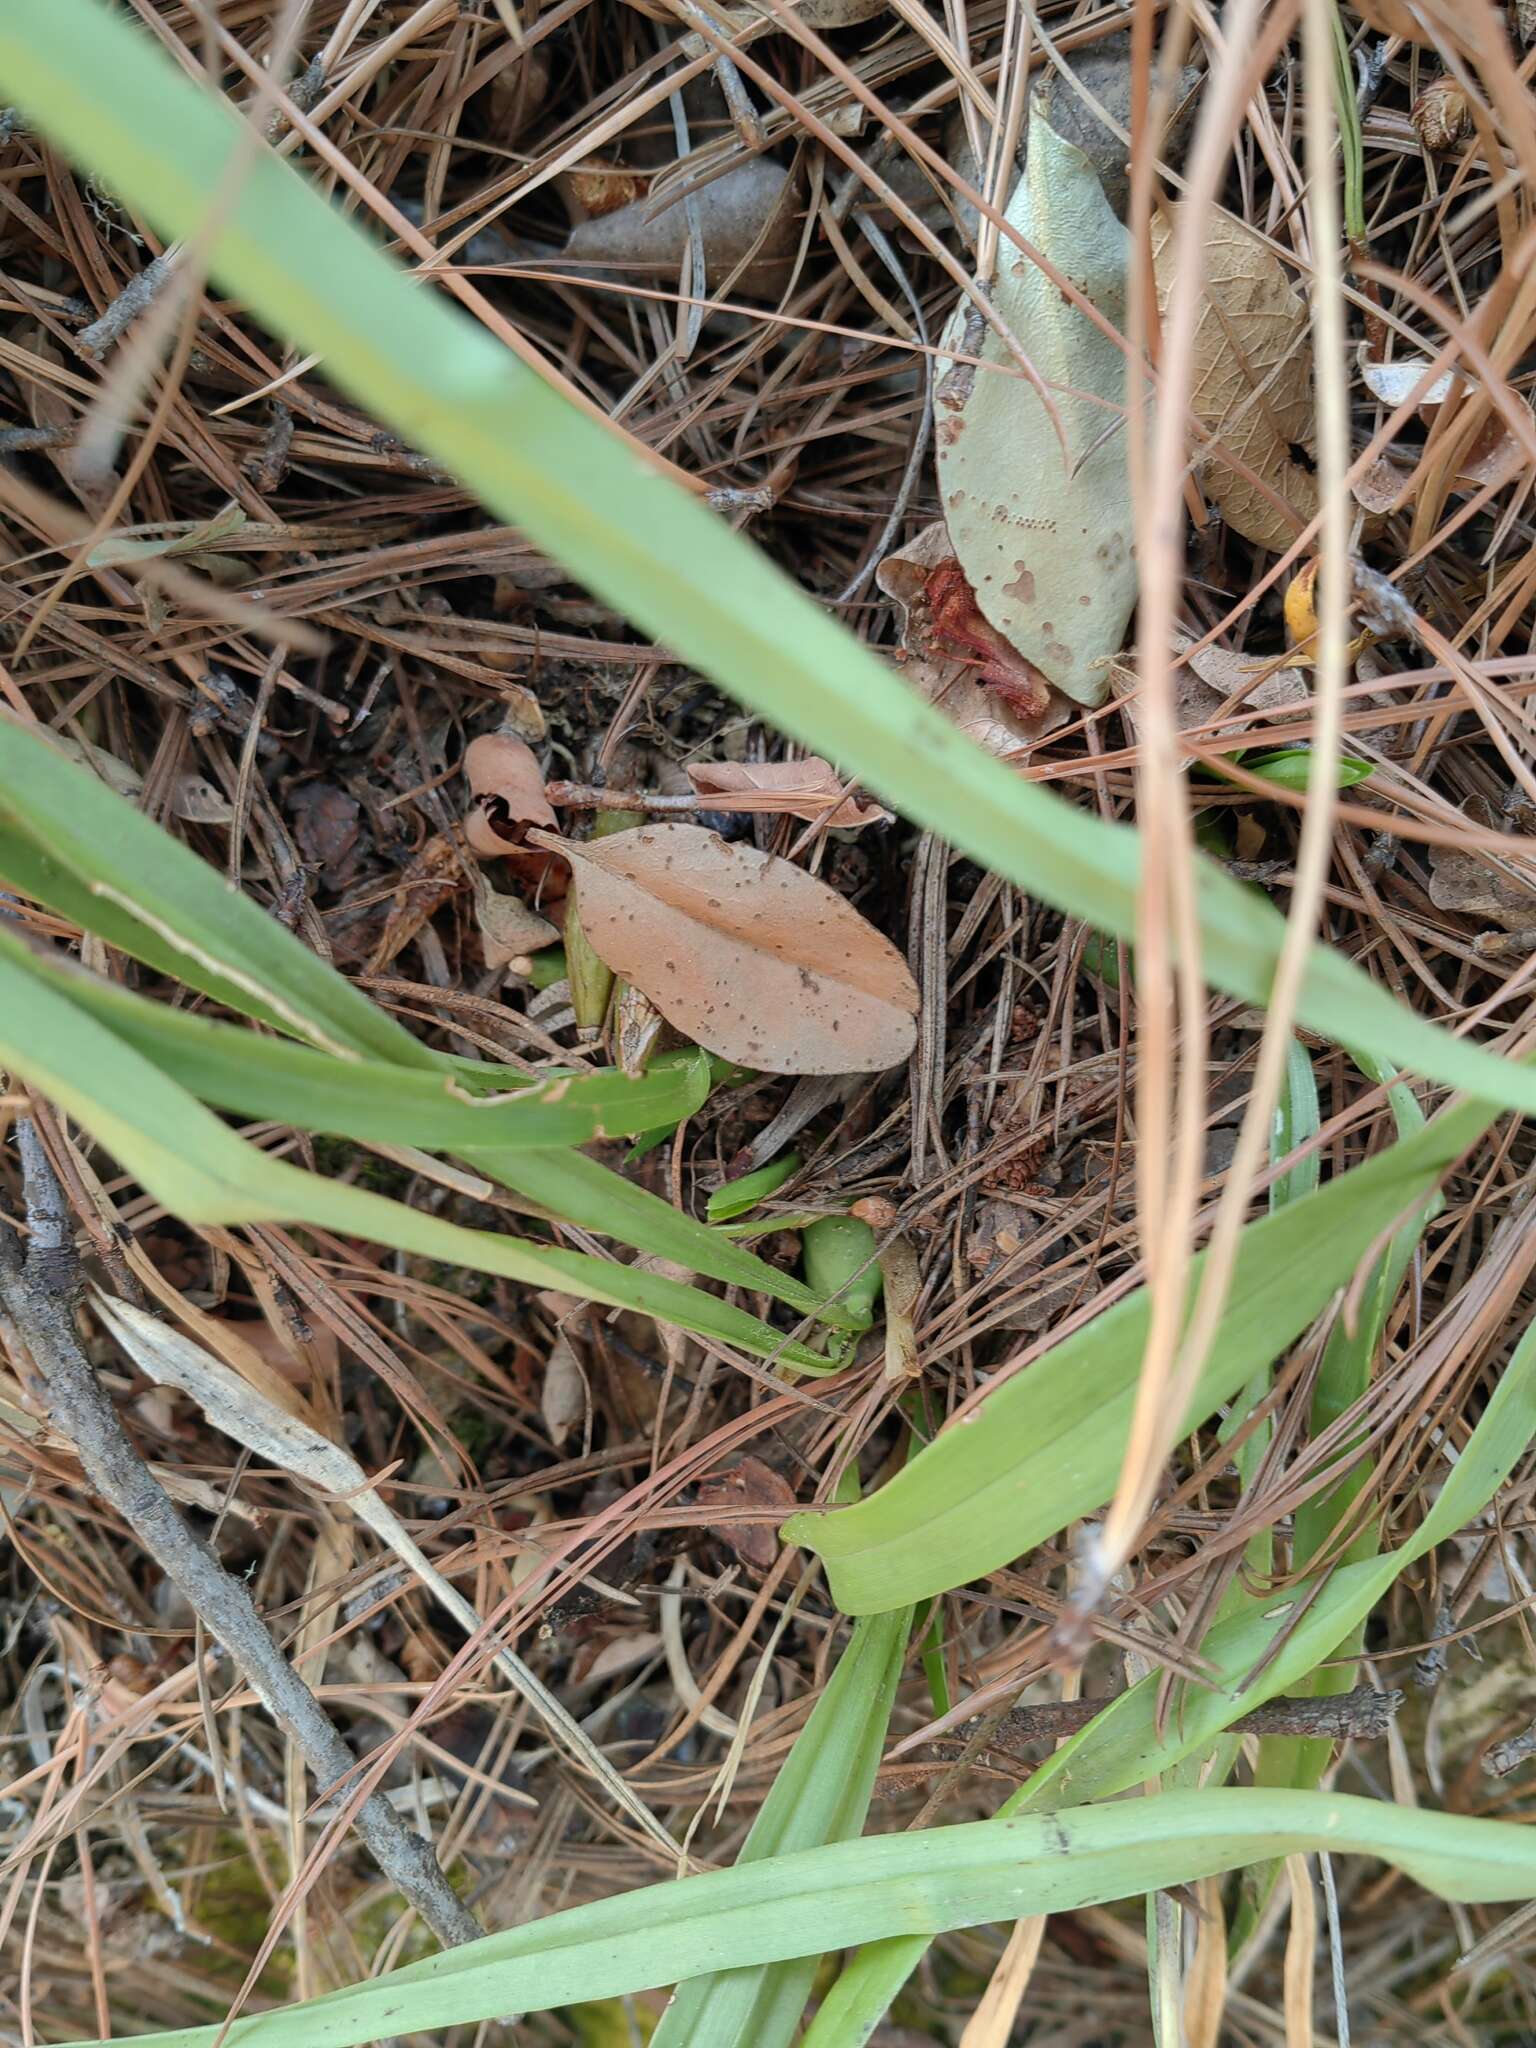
[2,929,706,1144]
[0,951,820,1365]
[1257,1056,1434,1796]
[463,1146,838,1322]
[50,1789,1536,2048]
[1006,1306,1536,1813]
[6,4,1536,1119]
[800,1937,928,2048]
[1269,1037,1321,1212]
[0,724,430,1065]
[651,1604,913,2048]
[784,1093,1494,1610]
[4,906,836,1318]
[1215,1034,1323,1597]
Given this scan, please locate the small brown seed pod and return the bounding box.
[1412,76,1475,152]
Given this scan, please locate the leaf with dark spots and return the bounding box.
[934,110,1135,707]
[526,823,919,1075]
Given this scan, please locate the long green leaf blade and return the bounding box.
[0,730,429,1065]
[4,5,1536,1118]
[0,952,819,1364]
[3,902,836,1319]
[51,1789,1536,2048]
[1006,1304,1536,1812]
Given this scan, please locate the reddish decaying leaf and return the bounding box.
[462,732,556,858]
[685,757,890,830]
[527,822,919,1075]
[695,1456,797,1573]
[877,525,1068,756]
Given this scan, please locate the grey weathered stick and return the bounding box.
[957,1683,1403,1752]
[0,1119,480,1950]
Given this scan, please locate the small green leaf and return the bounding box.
[706,1151,802,1223]
[1244,747,1373,791]
[802,1214,882,1332]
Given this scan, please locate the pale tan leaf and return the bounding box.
[1359,352,1462,409]
[530,823,918,1074]
[579,1630,663,1686]
[615,981,666,1075]
[470,867,559,969]
[171,773,235,824]
[1152,207,1317,551]
[685,757,890,830]
[95,1294,359,1488]
[935,110,1135,708]
[541,1330,588,1448]
[879,1235,922,1384]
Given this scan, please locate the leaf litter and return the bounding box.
[10,5,1536,2042]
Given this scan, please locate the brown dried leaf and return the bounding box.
[463,730,557,858]
[485,45,549,146]
[696,1455,797,1573]
[23,327,116,516]
[527,822,919,1074]
[289,780,363,890]
[1359,350,1532,499]
[1112,636,1307,742]
[1152,207,1317,551]
[1429,816,1536,930]
[1353,456,1413,516]
[1352,0,1479,46]
[563,159,799,296]
[685,757,890,830]
[365,831,460,973]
